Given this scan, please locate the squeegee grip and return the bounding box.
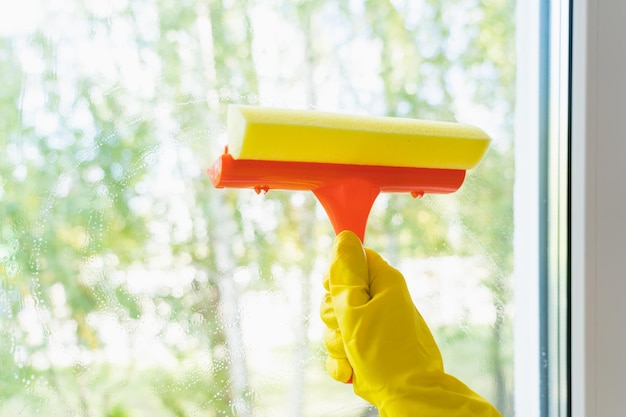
[313,179,380,242]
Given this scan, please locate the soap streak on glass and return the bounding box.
[0,0,516,416]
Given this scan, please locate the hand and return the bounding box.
[320,230,502,417]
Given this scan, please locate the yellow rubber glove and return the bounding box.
[320,230,503,417]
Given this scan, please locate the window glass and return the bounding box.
[0,0,517,416]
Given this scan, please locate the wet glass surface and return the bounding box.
[0,1,516,415]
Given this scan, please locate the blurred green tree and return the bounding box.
[0,0,516,416]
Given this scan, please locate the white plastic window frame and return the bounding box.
[514,1,626,416]
[515,1,570,416]
[513,0,542,415]
[571,1,626,417]
[514,0,571,417]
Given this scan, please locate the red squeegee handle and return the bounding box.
[209,152,466,242]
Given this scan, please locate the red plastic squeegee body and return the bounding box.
[209,150,466,242]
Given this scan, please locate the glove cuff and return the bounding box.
[374,374,503,417]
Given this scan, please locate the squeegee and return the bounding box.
[208,105,490,242]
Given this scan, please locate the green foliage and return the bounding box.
[106,405,131,417]
[0,0,517,415]
[435,322,514,401]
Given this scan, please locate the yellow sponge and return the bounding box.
[226,105,490,170]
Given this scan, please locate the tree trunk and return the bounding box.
[286,5,320,416]
[209,192,253,417]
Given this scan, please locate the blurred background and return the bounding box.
[0,0,516,415]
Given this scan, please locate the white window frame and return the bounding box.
[513,1,541,416]
[571,1,626,417]
[518,1,626,416]
[514,1,570,415]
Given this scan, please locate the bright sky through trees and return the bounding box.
[1,0,516,415]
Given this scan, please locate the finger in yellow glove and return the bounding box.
[320,230,502,417]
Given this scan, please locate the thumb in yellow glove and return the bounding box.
[320,230,502,417]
